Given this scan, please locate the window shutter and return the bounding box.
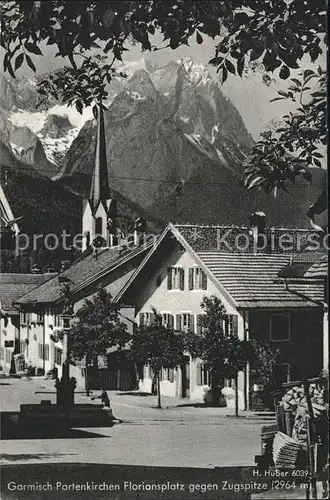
[197,314,203,335]
[188,268,194,290]
[188,314,195,333]
[168,368,174,383]
[167,268,172,290]
[196,363,202,386]
[180,268,185,290]
[150,312,156,326]
[176,314,182,331]
[232,315,238,337]
[201,270,207,290]
[169,314,174,329]
[139,313,145,326]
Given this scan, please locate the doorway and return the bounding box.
[181,356,190,398]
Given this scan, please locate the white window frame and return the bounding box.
[162,367,174,382]
[168,266,184,290]
[190,266,207,290]
[197,362,210,386]
[54,347,63,366]
[139,312,154,327]
[223,315,234,336]
[161,312,174,328]
[270,313,291,342]
[54,310,62,328]
[181,312,191,332]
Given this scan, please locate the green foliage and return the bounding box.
[0,1,326,111]
[130,309,185,374]
[246,339,276,386]
[244,67,326,196]
[197,296,250,385]
[69,288,129,362]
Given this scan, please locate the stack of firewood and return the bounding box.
[281,384,325,416]
[273,431,304,468]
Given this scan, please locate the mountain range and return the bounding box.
[0,57,326,239]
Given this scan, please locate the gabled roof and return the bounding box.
[0,273,56,312]
[16,242,154,306]
[114,224,324,309]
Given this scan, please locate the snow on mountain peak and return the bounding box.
[179,57,212,86]
[119,59,149,79]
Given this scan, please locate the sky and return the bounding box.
[5,32,326,141]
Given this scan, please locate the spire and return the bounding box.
[89,102,110,214]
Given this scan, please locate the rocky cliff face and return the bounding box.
[60,58,325,228]
[60,58,254,210]
[1,58,326,229]
[0,73,79,178]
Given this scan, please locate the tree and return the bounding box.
[246,339,278,410]
[130,309,185,408]
[1,1,326,193]
[244,66,326,199]
[69,288,129,387]
[197,296,250,416]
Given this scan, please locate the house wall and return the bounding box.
[130,246,246,408]
[0,314,18,371]
[248,308,323,383]
[21,256,139,388]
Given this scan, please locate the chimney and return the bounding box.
[249,212,266,252]
[31,264,42,274]
[60,260,71,273]
[134,217,146,246]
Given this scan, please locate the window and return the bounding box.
[139,312,155,327]
[54,347,63,366]
[38,343,43,359]
[83,231,91,248]
[196,363,210,386]
[0,347,4,361]
[37,312,43,323]
[176,313,194,332]
[38,343,49,360]
[189,267,207,290]
[5,349,11,363]
[167,267,184,290]
[21,312,27,324]
[54,312,62,328]
[223,315,238,337]
[20,340,25,354]
[95,217,103,235]
[270,314,290,341]
[162,367,174,382]
[162,313,174,328]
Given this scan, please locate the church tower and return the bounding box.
[82,103,117,252]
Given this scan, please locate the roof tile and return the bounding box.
[0,274,56,311]
[197,252,324,308]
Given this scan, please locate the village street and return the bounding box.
[0,377,263,469]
